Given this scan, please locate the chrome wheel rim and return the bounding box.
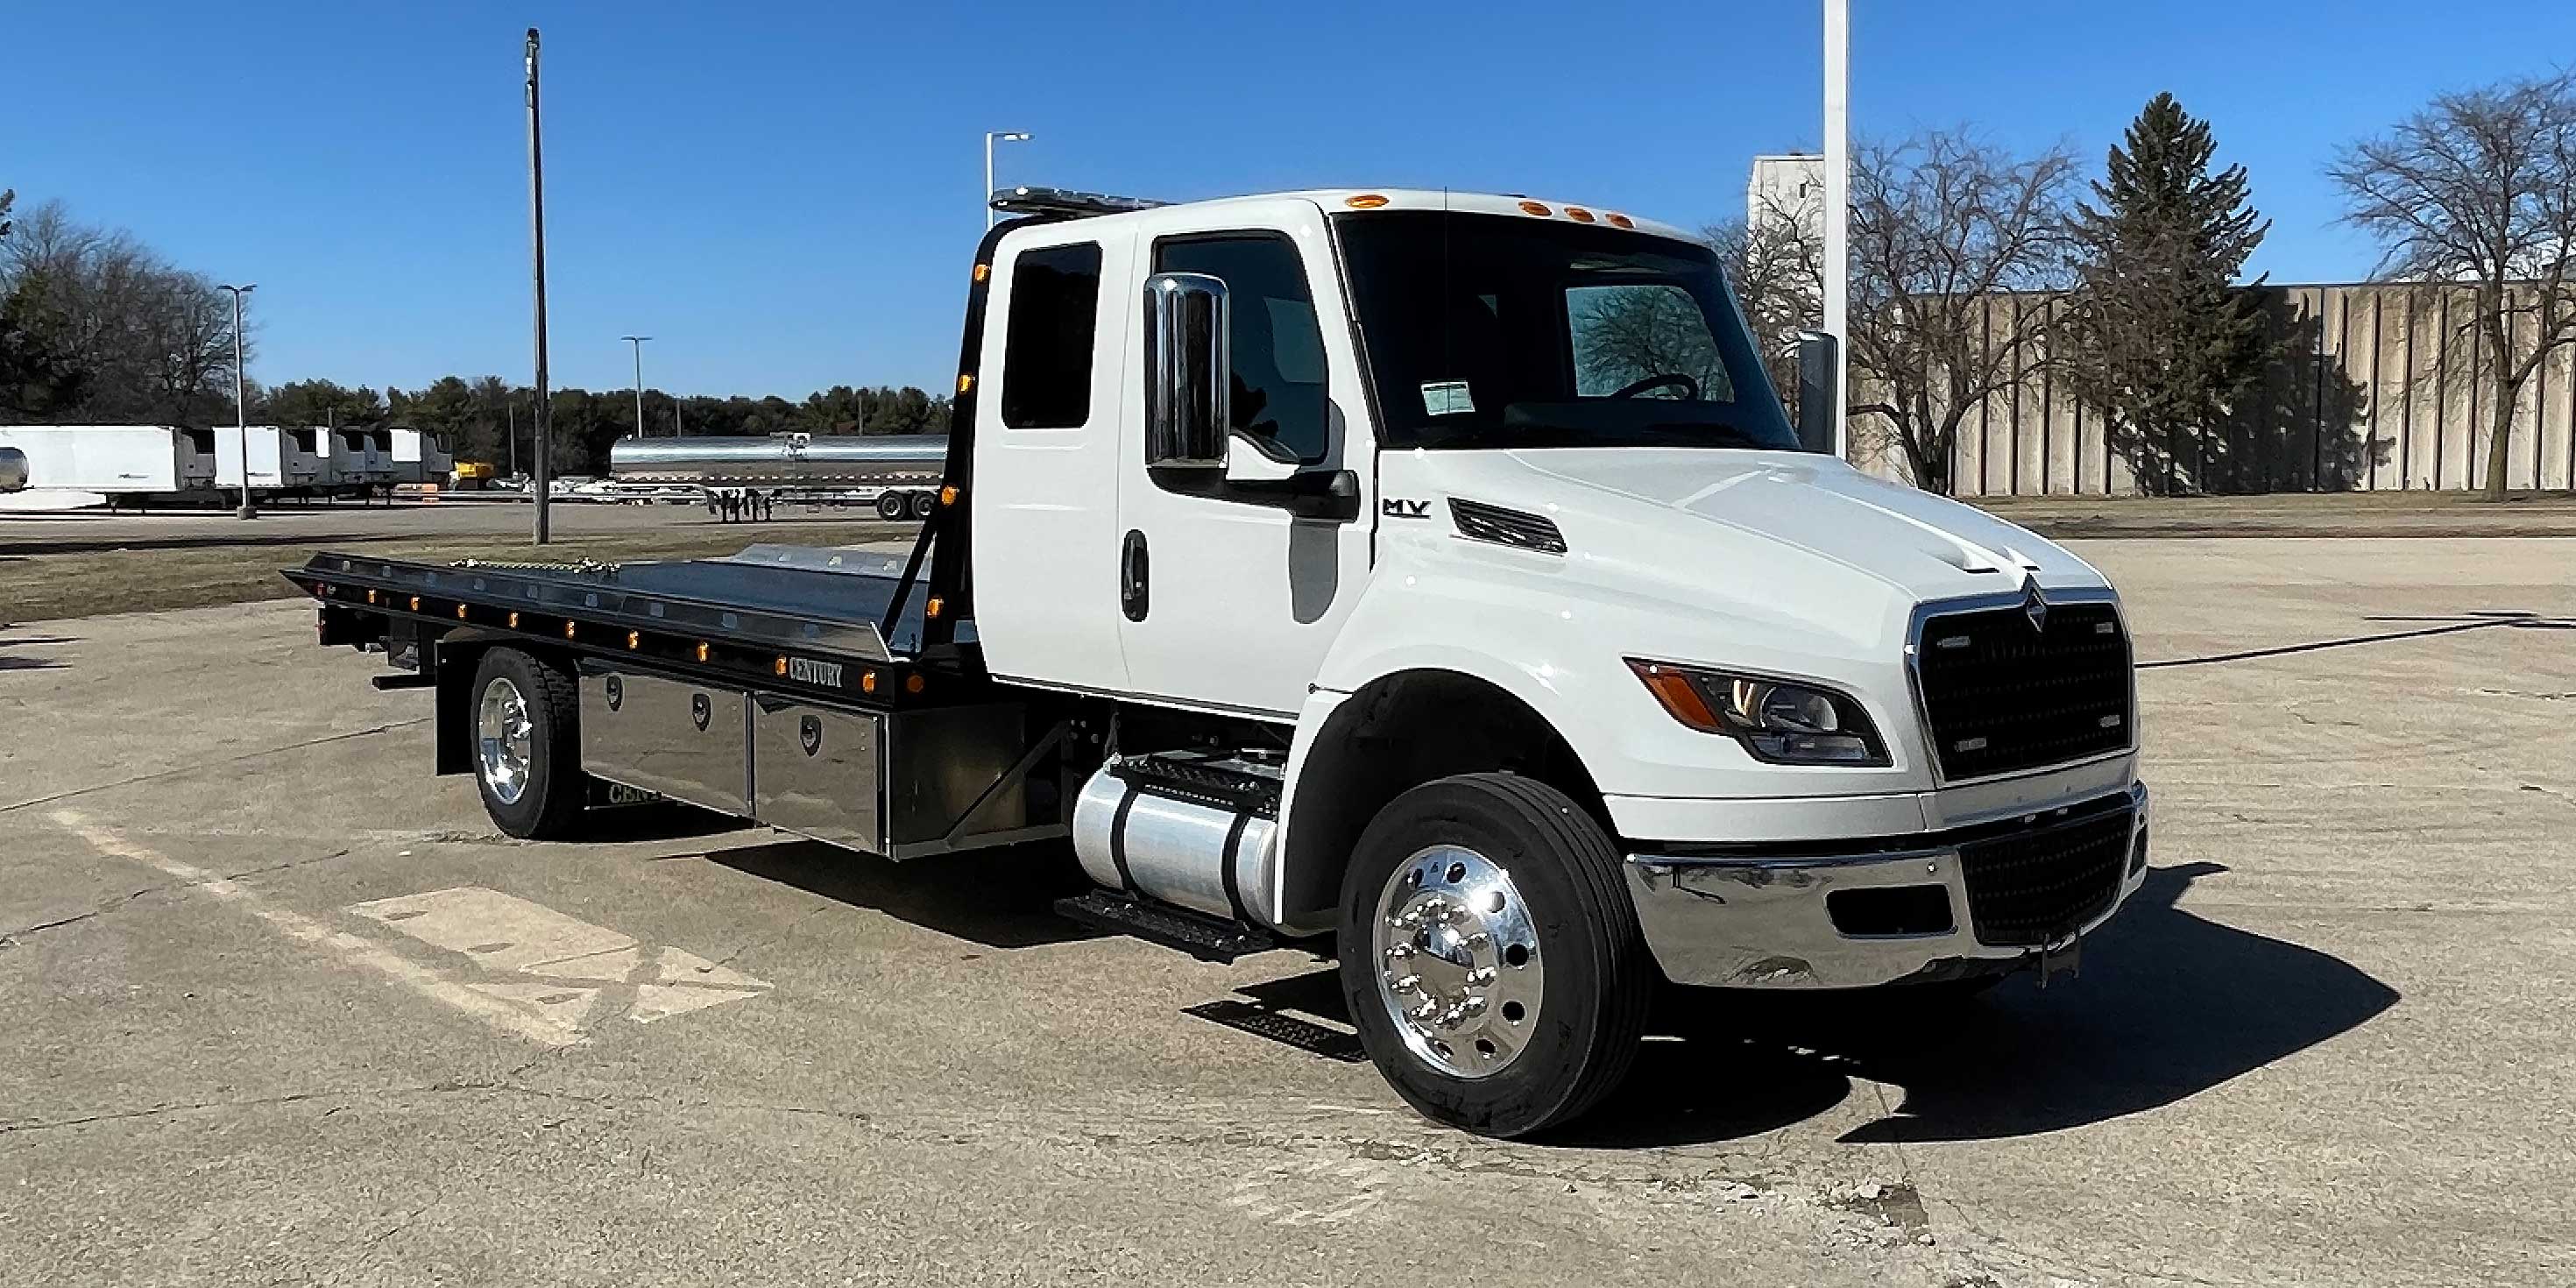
[476,676,535,805]
[1370,845,1545,1079]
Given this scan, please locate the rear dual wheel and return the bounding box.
[1337,773,1651,1138]
[470,648,590,840]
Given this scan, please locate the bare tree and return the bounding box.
[1844,132,2077,494]
[2331,69,2576,499]
[1706,189,1825,407]
[0,198,243,425]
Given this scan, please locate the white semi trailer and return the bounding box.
[319,426,394,499]
[214,426,328,499]
[287,187,2148,1137]
[390,427,456,486]
[0,425,219,506]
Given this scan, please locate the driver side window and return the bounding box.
[1153,234,1329,462]
[1565,283,1735,401]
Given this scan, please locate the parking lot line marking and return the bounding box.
[47,810,586,1049]
[351,886,771,1024]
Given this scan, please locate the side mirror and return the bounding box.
[1794,329,1840,456]
[1143,272,1230,470]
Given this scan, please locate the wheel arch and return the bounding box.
[1270,667,1609,934]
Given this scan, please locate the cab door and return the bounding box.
[1113,198,1376,718]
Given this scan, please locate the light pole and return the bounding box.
[219,283,258,519]
[1822,0,1850,461]
[984,130,1031,228]
[622,335,652,437]
[526,26,553,544]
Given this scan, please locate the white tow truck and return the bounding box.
[287,187,2147,1136]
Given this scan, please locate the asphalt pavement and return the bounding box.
[3,537,2572,1286]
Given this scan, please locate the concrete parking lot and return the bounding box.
[3,536,2572,1286]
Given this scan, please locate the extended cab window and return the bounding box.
[1154,235,1328,463]
[1001,242,1103,428]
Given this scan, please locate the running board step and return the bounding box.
[1054,890,1277,964]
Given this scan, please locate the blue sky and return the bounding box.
[9,1,2571,399]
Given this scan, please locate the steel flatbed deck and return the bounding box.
[285,542,976,712]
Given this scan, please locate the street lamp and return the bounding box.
[219,283,258,519]
[622,335,652,437]
[984,130,1031,228]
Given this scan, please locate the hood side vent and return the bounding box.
[1448,499,1567,555]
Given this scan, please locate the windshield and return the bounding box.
[1333,211,1798,451]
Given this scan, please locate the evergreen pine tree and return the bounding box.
[2062,93,2275,494]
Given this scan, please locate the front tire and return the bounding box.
[1337,773,1651,1138]
[469,648,589,840]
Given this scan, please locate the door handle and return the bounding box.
[1121,529,1150,621]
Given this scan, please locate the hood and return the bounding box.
[1383,448,2105,654]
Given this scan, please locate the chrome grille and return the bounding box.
[1914,597,2132,780]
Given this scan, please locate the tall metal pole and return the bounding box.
[506,400,517,478]
[220,283,258,519]
[622,335,652,437]
[983,130,1030,228]
[526,28,554,543]
[1822,0,1851,462]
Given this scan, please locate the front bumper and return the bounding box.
[1624,782,2148,989]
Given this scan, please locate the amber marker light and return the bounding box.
[904,674,925,695]
[1627,660,1722,732]
[1517,201,1552,216]
[1344,193,1391,209]
[694,642,710,662]
[774,656,789,676]
[1605,213,1635,229]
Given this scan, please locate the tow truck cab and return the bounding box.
[294,186,2146,1138]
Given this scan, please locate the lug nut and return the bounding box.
[1391,974,1422,994]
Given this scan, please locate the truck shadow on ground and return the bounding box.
[1203,862,2399,1149]
[1569,860,2402,1147]
[705,837,1103,951]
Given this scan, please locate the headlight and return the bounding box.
[1625,660,1890,766]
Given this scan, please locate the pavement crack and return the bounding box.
[0,888,155,946]
[0,846,358,948]
[0,1088,363,1136]
[0,718,430,815]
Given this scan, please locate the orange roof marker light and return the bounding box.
[1564,206,1596,223]
[1344,193,1391,209]
[774,656,790,677]
[1605,213,1635,230]
[973,263,991,282]
[1517,201,1552,217]
[694,642,711,663]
